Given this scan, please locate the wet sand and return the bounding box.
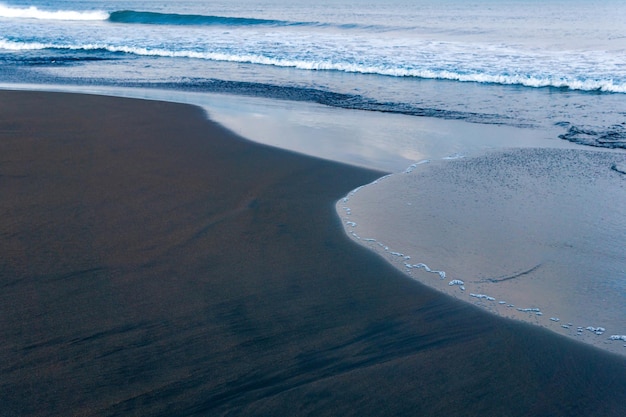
[338,148,626,357]
[1,90,626,416]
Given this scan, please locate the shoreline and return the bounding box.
[2,89,626,416]
[0,82,591,173]
[338,148,626,358]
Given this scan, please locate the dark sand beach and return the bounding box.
[1,90,626,416]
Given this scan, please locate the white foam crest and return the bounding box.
[3,36,625,93]
[390,69,626,94]
[0,3,108,21]
[0,39,50,51]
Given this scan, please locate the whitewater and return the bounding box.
[1,2,626,92]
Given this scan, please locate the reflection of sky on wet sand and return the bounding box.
[202,94,585,173]
[338,148,626,356]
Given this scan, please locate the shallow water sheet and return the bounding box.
[338,147,626,356]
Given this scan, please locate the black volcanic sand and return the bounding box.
[1,90,625,417]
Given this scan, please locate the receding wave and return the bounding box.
[151,78,507,125]
[0,4,289,26]
[3,38,625,94]
[108,10,290,27]
[557,122,626,149]
[0,3,108,21]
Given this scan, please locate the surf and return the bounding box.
[0,3,108,21]
[3,36,626,95]
[0,4,289,27]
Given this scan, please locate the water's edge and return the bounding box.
[336,150,626,358]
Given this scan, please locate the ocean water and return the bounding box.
[0,0,625,149]
[1,0,625,354]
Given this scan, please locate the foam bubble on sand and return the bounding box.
[337,148,626,356]
[470,293,496,301]
[405,263,446,280]
[587,327,606,336]
[517,308,541,313]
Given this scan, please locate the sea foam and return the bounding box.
[0,4,108,21]
[1,39,625,94]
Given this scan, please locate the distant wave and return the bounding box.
[108,10,291,27]
[106,10,381,29]
[0,4,298,27]
[2,38,625,94]
[0,3,108,21]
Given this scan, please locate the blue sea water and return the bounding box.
[1,0,625,149]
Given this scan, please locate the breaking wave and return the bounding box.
[0,3,304,27]
[107,10,291,27]
[0,3,108,21]
[2,37,625,94]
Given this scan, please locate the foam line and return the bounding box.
[0,4,108,21]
